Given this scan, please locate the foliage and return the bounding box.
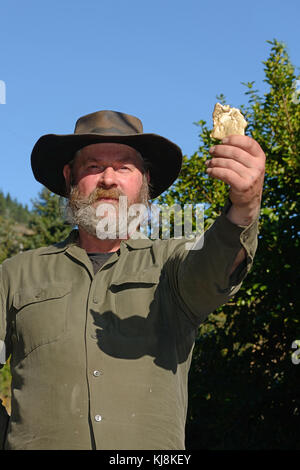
[0,190,31,224]
[22,188,71,250]
[0,216,24,264]
[159,39,300,449]
[0,359,11,415]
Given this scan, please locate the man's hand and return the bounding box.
[206,135,266,226]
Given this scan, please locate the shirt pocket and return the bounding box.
[13,282,71,358]
[110,267,161,320]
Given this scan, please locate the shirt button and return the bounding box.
[93,370,101,377]
[95,414,102,422]
[93,298,99,304]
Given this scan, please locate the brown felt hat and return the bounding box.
[31,110,183,199]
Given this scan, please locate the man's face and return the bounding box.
[65,142,146,203]
[63,143,150,238]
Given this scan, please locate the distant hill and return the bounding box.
[0,189,31,224]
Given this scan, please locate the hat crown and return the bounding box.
[74,110,143,136]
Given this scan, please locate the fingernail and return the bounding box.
[222,137,229,144]
[209,146,215,153]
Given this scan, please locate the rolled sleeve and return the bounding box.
[166,200,259,326]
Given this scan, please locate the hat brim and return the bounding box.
[31,132,183,199]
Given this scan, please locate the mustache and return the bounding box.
[89,187,124,202]
[69,186,125,208]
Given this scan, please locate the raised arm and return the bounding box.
[206,135,266,275]
[165,135,265,326]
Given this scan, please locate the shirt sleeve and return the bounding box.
[166,199,259,326]
[0,265,10,449]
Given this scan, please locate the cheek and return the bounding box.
[123,175,143,196]
[76,175,98,195]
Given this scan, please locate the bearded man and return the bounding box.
[0,110,265,450]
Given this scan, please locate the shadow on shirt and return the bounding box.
[90,308,197,374]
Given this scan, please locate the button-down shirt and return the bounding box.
[0,204,259,450]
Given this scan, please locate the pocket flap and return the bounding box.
[111,267,161,286]
[13,282,72,310]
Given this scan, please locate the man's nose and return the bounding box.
[97,166,117,188]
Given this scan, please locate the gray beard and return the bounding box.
[65,175,150,239]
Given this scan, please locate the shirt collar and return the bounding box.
[38,229,80,255]
[38,229,153,256]
[122,233,153,250]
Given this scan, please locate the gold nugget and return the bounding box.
[211,103,247,140]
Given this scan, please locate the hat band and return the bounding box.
[77,126,139,136]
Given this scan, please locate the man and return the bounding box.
[0,110,265,450]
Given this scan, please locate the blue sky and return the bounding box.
[0,0,299,209]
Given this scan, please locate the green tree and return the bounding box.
[23,187,71,250]
[0,190,31,224]
[0,216,24,264]
[158,39,300,449]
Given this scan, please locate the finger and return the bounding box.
[209,145,257,168]
[206,166,251,192]
[220,135,265,159]
[206,157,253,178]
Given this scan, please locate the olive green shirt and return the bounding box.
[0,203,259,450]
